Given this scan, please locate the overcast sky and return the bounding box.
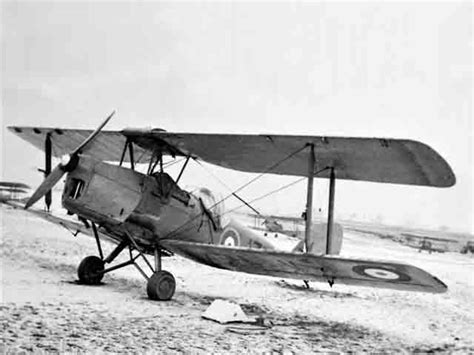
[1,1,472,233]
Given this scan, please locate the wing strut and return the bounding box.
[176,156,190,183]
[119,138,135,170]
[44,132,52,211]
[304,144,315,252]
[326,167,336,254]
[36,132,52,211]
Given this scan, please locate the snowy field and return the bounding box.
[1,205,473,353]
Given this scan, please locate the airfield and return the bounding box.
[1,205,473,353]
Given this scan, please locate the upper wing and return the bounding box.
[161,240,447,293]
[7,127,152,163]
[8,126,455,187]
[124,130,456,187]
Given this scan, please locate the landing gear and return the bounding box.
[147,248,176,301]
[76,222,176,301]
[147,271,176,301]
[78,255,104,284]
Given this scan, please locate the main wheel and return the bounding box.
[147,270,176,301]
[78,256,104,285]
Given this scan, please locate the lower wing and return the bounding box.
[161,240,447,293]
[4,200,118,244]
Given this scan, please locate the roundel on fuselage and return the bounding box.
[219,227,240,247]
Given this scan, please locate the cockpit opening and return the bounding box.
[192,187,226,228]
[151,172,191,205]
[68,178,85,199]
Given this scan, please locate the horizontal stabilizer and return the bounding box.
[161,240,447,293]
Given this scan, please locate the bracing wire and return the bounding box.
[222,144,310,199]
[223,177,306,216]
[221,166,330,217]
[147,156,187,175]
[161,144,328,240]
[194,159,261,215]
[163,157,186,169]
[134,148,149,165]
[197,143,310,214]
[161,144,310,238]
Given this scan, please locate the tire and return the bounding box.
[147,270,176,301]
[78,256,104,285]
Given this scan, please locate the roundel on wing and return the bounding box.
[352,265,411,282]
[219,227,240,247]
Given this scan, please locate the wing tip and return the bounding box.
[431,275,448,293]
[403,139,456,188]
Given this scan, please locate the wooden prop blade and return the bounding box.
[72,110,115,155]
[25,111,115,210]
[25,164,65,209]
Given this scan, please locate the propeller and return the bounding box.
[25,111,115,210]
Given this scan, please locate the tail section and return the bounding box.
[308,222,343,255]
[292,222,343,255]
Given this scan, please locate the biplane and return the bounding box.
[7,112,456,300]
[0,181,30,203]
[248,212,460,255]
[244,212,344,254]
[461,241,474,254]
[401,233,458,253]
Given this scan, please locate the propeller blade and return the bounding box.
[25,164,66,209]
[72,110,115,155]
[26,111,116,210]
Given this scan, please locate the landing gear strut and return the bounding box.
[77,222,176,300]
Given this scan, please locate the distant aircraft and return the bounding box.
[263,218,284,233]
[461,241,474,255]
[401,233,458,254]
[244,212,344,254]
[7,112,456,300]
[0,181,30,203]
[331,221,464,254]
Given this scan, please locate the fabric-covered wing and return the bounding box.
[5,201,121,245]
[161,240,447,293]
[246,212,305,223]
[124,130,455,187]
[0,182,30,189]
[7,127,152,163]
[9,126,455,187]
[400,233,458,243]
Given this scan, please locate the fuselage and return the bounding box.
[61,156,278,253]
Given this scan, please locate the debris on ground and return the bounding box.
[202,299,254,324]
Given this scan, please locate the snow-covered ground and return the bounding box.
[1,205,473,353]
